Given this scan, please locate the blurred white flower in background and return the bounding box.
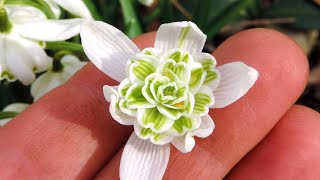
[44,0,93,19]
[31,54,86,100]
[138,0,155,7]
[0,103,29,126]
[0,0,91,85]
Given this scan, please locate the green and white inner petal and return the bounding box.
[125,83,155,109]
[154,21,206,56]
[142,48,161,58]
[193,85,215,116]
[137,108,175,134]
[164,49,194,64]
[118,78,132,98]
[134,121,174,145]
[188,62,207,94]
[169,115,201,136]
[171,114,215,153]
[160,58,191,83]
[128,53,159,83]
[195,53,221,90]
[103,85,135,126]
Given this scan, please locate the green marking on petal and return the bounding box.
[119,99,137,116]
[118,79,132,98]
[189,64,206,94]
[204,70,218,84]
[157,105,181,120]
[138,108,174,133]
[171,116,193,134]
[199,59,215,71]
[1,71,15,81]
[167,50,192,64]
[178,26,191,48]
[125,83,151,108]
[162,59,190,83]
[130,60,156,81]
[193,87,214,116]
[135,123,173,144]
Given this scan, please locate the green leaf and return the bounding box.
[5,0,56,19]
[83,0,102,20]
[119,0,142,38]
[206,0,256,38]
[264,0,320,29]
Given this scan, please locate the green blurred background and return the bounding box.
[1,0,320,111]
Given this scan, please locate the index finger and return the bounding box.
[0,32,156,179]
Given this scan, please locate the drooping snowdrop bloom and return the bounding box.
[0,4,86,85]
[138,0,155,7]
[0,103,29,126]
[81,21,258,179]
[31,54,86,100]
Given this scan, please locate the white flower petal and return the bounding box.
[138,0,154,7]
[171,115,214,153]
[44,0,61,18]
[80,21,140,82]
[206,68,221,91]
[14,19,84,41]
[31,71,65,100]
[190,115,215,138]
[134,121,174,145]
[10,36,50,73]
[5,5,46,24]
[103,85,118,103]
[212,62,258,108]
[3,103,29,112]
[31,55,85,100]
[51,0,92,19]
[120,132,170,180]
[154,21,206,55]
[171,134,195,153]
[5,36,36,85]
[104,86,134,126]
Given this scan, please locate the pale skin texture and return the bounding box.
[0,28,320,179]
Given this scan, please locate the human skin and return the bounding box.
[0,28,320,180]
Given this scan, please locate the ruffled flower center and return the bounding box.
[107,47,220,144]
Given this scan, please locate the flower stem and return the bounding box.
[46,41,84,57]
[0,111,17,119]
[52,50,73,72]
[0,6,12,33]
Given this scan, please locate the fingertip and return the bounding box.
[132,32,156,50]
[214,28,309,93]
[228,105,320,179]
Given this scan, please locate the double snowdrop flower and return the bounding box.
[81,21,258,180]
[0,0,91,85]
